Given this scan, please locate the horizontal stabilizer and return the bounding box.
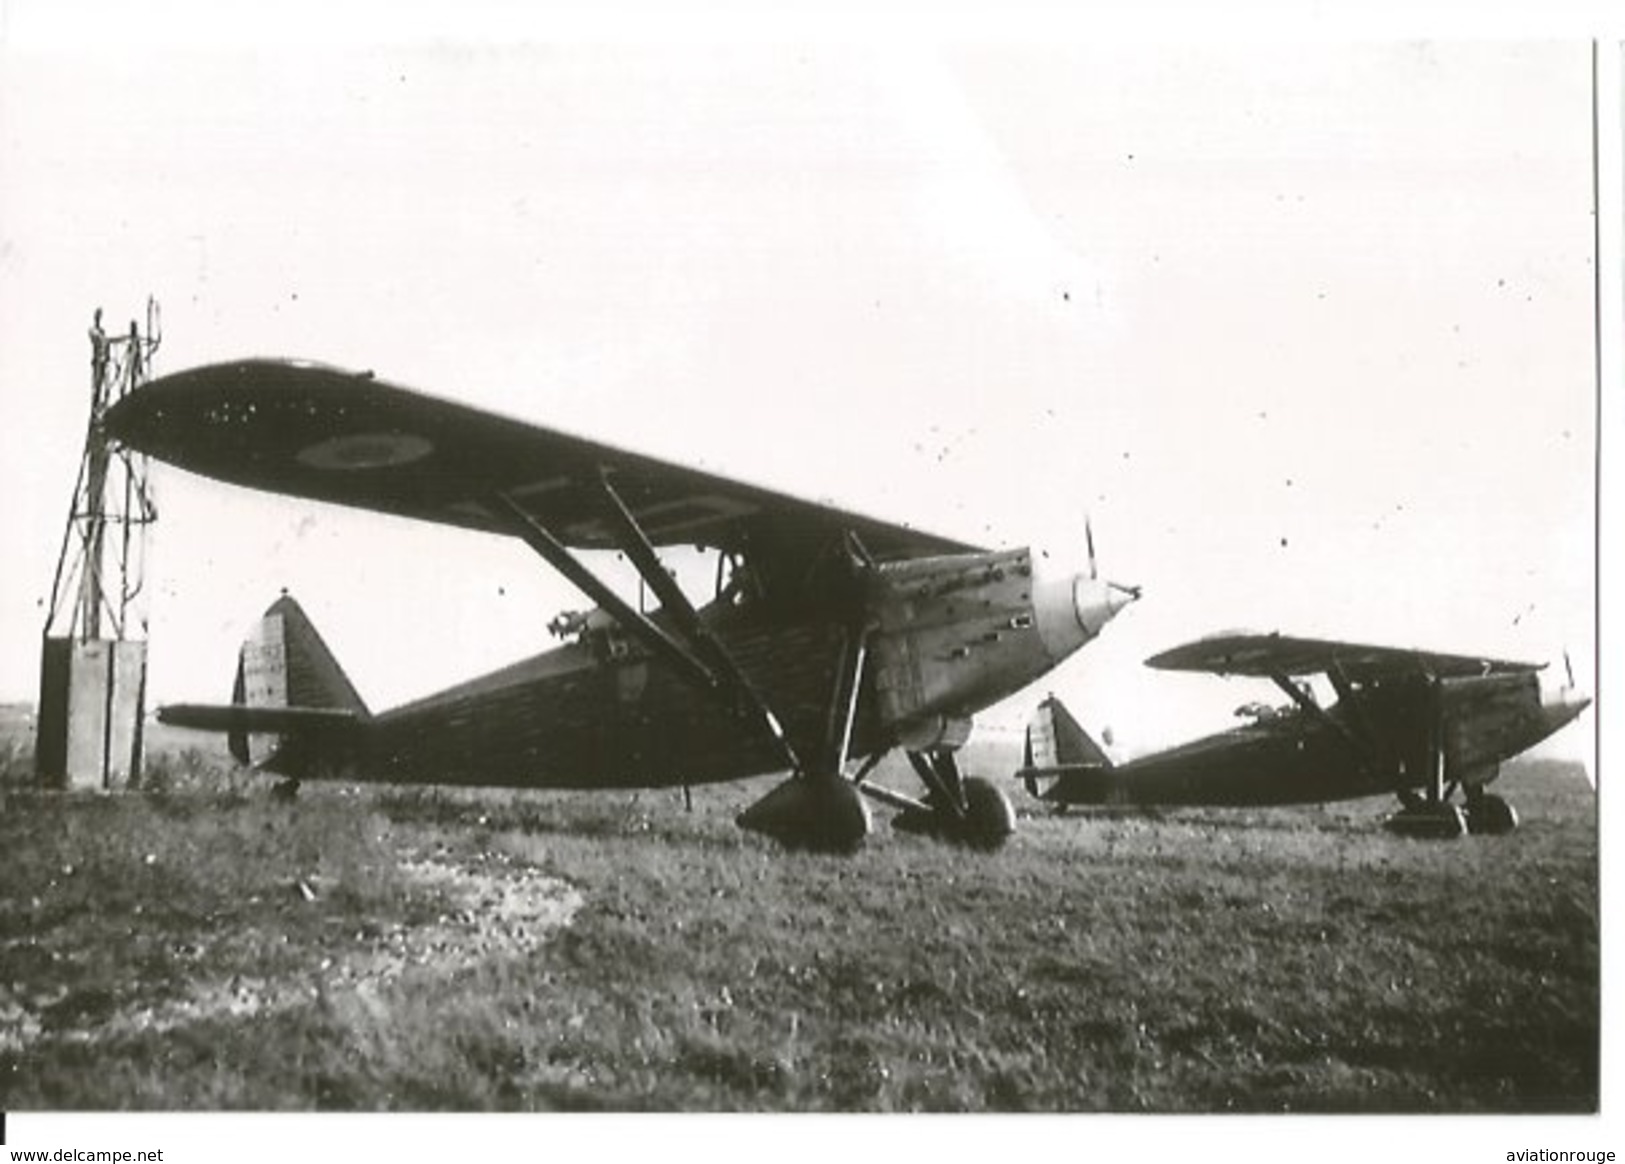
[159,703,362,735]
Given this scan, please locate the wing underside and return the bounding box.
[1146,631,1541,682]
[103,359,978,562]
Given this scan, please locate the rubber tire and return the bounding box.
[957,777,1016,851]
[1466,793,1518,836]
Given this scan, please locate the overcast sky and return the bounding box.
[0,12,1603,770]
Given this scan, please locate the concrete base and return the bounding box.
[35,637,146,791]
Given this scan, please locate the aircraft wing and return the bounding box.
[103,360,980,560]
[1145,631,1542,682]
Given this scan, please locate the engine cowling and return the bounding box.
[866,547,1132,738]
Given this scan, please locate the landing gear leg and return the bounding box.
[737,626,872,853]
[1383,691,1465,839]
[893,750,1015,850]
[501,484,869,851]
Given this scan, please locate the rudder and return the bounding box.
[230,594,369,766]
[1027,695,1113,770]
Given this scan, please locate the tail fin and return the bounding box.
[161,594,367,771]
[240,595,367,714]
[230,594,368,765]
[1020,695,1114,800]
[1026,695,1113,770]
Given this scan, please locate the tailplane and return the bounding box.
[160,594,368,773]
[1025,694,1113,771]
[1019,695,1114,800]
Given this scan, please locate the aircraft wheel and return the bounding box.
[737,774,871,854]
[271,778,301,803]
[891,779,1016,850]
[1465,793,1518,836]
[956,777,1016,850]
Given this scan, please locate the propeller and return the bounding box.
[1564,648,1575,689]
[1085,516,1143,602]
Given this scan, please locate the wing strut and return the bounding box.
[818,624,869,775]
[497,481,874,847]
[1267,668,1374,767]
[592,470,804,772]
[1325,659,1362,719]
[489,491,718,692]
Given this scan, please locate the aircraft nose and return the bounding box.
[1032,564,1139,664]
[1560,690,1591,719]
[1538,673,1592,732]
[1073,575,1141,638]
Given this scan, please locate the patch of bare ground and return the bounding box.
[2,850,579,1052]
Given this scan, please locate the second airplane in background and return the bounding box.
[1018,632,1590,837]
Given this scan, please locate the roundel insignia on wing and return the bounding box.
[296,432,434,471]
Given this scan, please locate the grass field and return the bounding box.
[0,708,1598,1112]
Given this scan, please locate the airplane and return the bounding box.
[1016,631,1591,838]
[104,358,1140,852]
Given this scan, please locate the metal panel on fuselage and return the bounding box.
[1439,671,1543,778]
[870,548,1048,724]
[1101,717,1383,806]
[359,605,859,790]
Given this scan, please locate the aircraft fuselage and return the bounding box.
[247,546,1130,790]
[1039,669,1589,808]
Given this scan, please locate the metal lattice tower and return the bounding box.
[33,301,161,791]
[44,301,161,643]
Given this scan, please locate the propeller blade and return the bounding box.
[1085,518,1098,581]
[1564,649,1575,689]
